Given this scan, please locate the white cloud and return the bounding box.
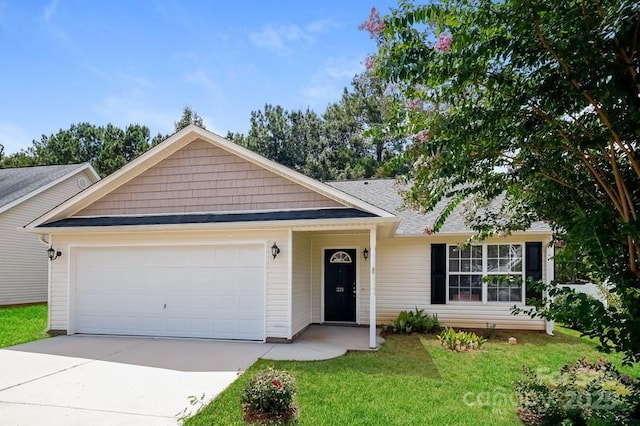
[42,0,59,22]
[0,122,32,155]
[301,56,365,107]
[184,67,217,93]
[305,18,339,34]
[94,90,175,135]
[249,18,338,54]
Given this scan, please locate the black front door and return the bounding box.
[324,249,356,322]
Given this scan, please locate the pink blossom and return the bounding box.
[434,32,453,53]
[359,7,385,39]
[423,225,433,235]
[414,129,431,143]
[364,54,376,70]
[406,98,422,111]
[554,239,565,248]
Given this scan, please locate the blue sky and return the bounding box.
[0,0,397,154]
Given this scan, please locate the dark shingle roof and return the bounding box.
[327,179,550,235]
[39,208,378,228]
[0,164,89,211]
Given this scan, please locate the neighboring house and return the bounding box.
[0,164,100,306]
[24,126,553,347]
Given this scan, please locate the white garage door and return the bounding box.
[73,244,265,340]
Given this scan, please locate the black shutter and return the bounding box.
[525,242,543,303]
[431,244,447,304]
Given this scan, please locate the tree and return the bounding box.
[370,1,640,362]
[236,104,322,174]
[0,123,155,176]
[174,106,205,132]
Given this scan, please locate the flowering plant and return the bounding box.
[242,367,297,424]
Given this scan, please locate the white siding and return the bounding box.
[49,229,290,338]
[0,170,97,306]
[308,233,547,331]
[310,233,369,324]
[376,238,430,323]
[375,235,547,330]
[291,232,312,337]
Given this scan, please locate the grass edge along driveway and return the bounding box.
[0,303,48,348]
[186,328,640,426]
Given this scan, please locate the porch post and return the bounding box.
[369,227,377,349]
[545,241,555,335]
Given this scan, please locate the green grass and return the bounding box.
[0,303,48,348]
[185,328,640,426]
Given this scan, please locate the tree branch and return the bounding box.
[533,18,640,180]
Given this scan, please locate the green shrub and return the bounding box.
[482,323,497,340]
[437,327,486,352]
[386,307,439,334]
[515,358,640,425]
[241,367,297,424]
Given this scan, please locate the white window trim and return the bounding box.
[446,243,526,305]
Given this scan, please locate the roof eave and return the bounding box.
[23,216,400,236]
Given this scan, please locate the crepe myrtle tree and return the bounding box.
[365,1,640,363]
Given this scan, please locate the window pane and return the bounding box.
[488,245,499,258]
[449,246,459,258]
[487,288,497,301]
[472,246,482,258]
[510,288,522,302]
[499,244,509,257]
[512,245,522,257]
[471,287,482,300]
[472,259,482,272]
[499,258,509,272]
[449,259,459,272]
[459,275,470,287]
[460,246,471,258]
[487,258,499,273]
[511,259,522,272]
[471,275,482,287]
[460,260,470,272]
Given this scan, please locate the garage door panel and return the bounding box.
[74,244,265,340]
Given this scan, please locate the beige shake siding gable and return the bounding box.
[76,139,342,216]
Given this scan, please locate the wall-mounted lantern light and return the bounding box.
[363,248,369,261]
[47,246,62,261]
[271,242,281,259]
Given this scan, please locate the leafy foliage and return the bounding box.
[174,106,205,132]
[241,367,297,424]
[0,122,164,177]
[437,327,486,352]
[386,307,439,334]
[515,358,640,425]
[370,0,640,363]
[228,72,407,181]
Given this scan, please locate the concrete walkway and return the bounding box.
[0,325,382,425]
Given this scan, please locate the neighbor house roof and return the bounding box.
[0,164,98,214]
[327,179,551,235]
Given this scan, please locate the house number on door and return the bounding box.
[336,287,344,293]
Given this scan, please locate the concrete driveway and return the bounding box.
[0,336,275,426]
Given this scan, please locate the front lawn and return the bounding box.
[0,303,48,348]
[185,328,640,425]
